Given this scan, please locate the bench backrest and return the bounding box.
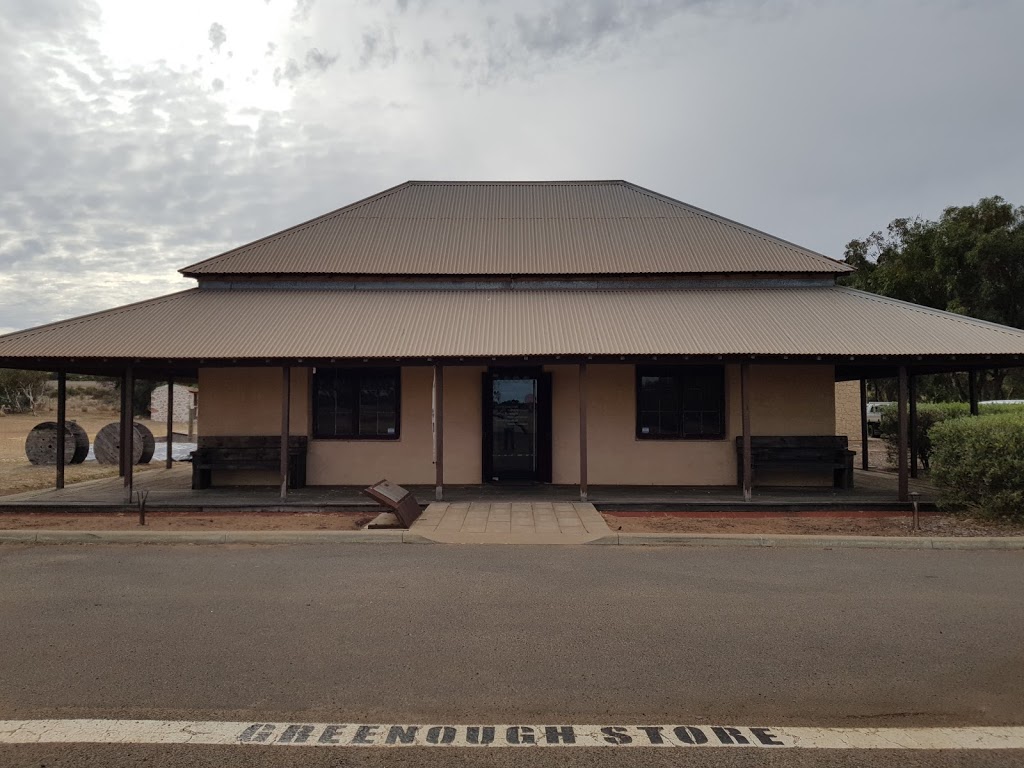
[734,436,849,450]
[194,435,308,464]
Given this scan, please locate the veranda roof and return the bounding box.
[180,181,851,278]
[1,286,1022,369]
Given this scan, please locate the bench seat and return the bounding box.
[736,436,855,490]
[190,436,308,490]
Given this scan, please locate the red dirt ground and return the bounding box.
[602,512,1024,537]
[0,512,375,531]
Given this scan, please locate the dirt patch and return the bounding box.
[0,411,177,496]
[0,512,375,531]
[602,512,1024,537]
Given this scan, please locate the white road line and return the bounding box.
[0,721,1023,749]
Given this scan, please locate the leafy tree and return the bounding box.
[841,196,1024,401]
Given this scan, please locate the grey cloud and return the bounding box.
[0,0,93,31]
[211,77,224,91]
[305,47,338,73]
[272,47,339,84]
[272,58,302,85]
[2,0,1023,338]
[265,41,277,56]
[208,22,226,53]
[512,0,709,59]
[292,0,315,22]
[358,26,398,69]
[404,0,743,84]
[0,3,379,331]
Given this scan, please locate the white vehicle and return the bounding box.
[865,401,893,437]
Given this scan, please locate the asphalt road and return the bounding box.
[0,542,1021,767]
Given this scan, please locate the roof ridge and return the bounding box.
[179,179,854,277]
[620,181,851,272]
[179,181,416,275]
[405,179,627,185]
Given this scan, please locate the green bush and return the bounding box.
[930,412,1024,521]
[879,401,1024,470]
[879,403,968,470]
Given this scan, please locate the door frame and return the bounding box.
[481,368,552,483]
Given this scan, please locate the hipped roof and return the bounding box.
[181,181,851,277]
[1,286,1022,365]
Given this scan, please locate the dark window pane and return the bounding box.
[314,368,400,439]
[636,366,724,440]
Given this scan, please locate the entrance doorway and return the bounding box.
[482,370,552,483]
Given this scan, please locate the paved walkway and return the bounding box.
[411,501,612,544]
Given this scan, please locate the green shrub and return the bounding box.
[930,412,1024,521]
[879,401,1024,470]
[879,403,968,470]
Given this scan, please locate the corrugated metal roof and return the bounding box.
[181,181,851,277]
[2,286,1022,360]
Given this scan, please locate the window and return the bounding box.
[313,368,400,439]
[636,366,725,439]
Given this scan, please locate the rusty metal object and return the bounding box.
[363,479,421,529]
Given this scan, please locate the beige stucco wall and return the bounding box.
[198,363,836,487]
[199,367,310,436]
[198,366,310,485]
[306,365,484,486]
[549,364,835,486]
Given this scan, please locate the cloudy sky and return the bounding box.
[1,0,1022,334]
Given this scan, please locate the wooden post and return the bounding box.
[56,371,66,490]
[118,374,128,478]
[741,362,752,502]
[165,376,174,469]
[969,370,979,416]
[859,378,869,471]
[897,366,909,503]
[909,374,918,479]
[280,366,291,501]
[434,364,444,501]
[123,366,134,504]
[579,362,588,502]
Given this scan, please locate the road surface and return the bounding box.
[0,542,1021,766]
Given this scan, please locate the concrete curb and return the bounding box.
[0,530,415,545]
[2,530,1023,550]
[594,533,1024,550]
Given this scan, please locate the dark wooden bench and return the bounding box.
[735,436,855,490]
[190,436,308,490]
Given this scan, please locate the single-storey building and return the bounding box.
[2,180,1023,502]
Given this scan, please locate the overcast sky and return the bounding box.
[1,0,1022,334]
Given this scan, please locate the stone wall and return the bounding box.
[835,381,861,438]
[150,383,196,423]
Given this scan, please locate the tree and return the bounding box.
[112,378,159,419]
[0,369,50,414]
[841,196,1024,401]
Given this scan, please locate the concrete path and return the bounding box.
[411,501,611,543]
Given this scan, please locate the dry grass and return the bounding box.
[0,409,187,496]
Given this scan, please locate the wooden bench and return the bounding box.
[190,436,308,490]
[735,436,855,490]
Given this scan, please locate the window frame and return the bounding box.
[312,366,402,441]
[634,365,726,441]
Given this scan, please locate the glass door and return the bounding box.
[490,376,538,481]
